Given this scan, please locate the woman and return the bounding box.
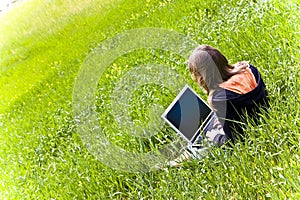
[188,45,269,146]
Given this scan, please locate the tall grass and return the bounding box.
[0,0,299,199]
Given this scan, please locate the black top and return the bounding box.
[211,65,269,145]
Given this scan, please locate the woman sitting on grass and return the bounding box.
[188,45,269,147]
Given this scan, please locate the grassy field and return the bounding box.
[1,0,300,199]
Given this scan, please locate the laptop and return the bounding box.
[161,84,215,147]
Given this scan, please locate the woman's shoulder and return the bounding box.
[232,61,260,75]
[220,63,258,95]
[212,87,240,101]
[213,63,264,101]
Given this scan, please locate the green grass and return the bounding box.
[0,0,300,199]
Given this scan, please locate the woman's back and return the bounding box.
[212,65,269,143]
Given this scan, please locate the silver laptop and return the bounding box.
[161,84,215,147]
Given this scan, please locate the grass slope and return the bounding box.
[0,0,299,199]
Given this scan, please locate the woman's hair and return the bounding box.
[188,45,247,107]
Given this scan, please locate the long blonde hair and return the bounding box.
[188,45,247,107]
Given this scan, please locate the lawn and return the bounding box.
[0,0,300,199]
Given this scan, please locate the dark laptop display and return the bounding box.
[162,85,214,145]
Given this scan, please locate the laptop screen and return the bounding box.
[162,85,213,144]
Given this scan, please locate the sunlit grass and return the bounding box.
[0,0,299,199]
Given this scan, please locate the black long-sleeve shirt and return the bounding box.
[212,65,269,145]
